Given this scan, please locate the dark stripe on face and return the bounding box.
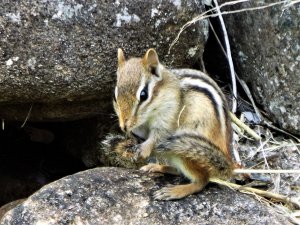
[133,82,149,117]
[185,85,220,122]
[112,89,117,102]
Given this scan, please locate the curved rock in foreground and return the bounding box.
[0,167,289,225]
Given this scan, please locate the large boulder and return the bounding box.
[219,1,300,134]
[0,0,208,121]
[0,167,289,224]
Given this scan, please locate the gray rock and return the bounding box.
[0,0,208,121]
[0,199,25,221]
[1,167,289,225]
[219,1,300,134]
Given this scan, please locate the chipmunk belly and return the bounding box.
[165,152,213,182]
[167,155,196,182]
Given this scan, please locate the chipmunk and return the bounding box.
[113,48,233,200]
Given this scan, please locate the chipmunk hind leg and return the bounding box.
[154,159,209,200]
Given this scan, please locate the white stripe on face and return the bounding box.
[115,86,118,100]
[136,76,146,102]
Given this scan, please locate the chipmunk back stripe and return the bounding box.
[173,69,230,126]
[187,85,220,121]
[180,78,226,136]
[178,74,226,103]
[172,69,224,97]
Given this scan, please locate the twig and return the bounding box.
[237,79,263,121]
[169,0,249,53]
[232,143,242,165]
[20,104,33,128]
[262,120,300,143]
[284,0,300,7]
[258,143,300,153]
[229,112,261,140]
[213,0,237,113]
[170,0,290,53]
[234,169,300,174]
[209,21,263,121]
[273,203,300,224]
[253,135,271,162]
[291,210,300,218]
[210,178,300,208]
[258,127,271,170]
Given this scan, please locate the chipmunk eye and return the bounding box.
[139,86,148,102]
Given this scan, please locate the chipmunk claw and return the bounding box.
[154,186,179,200]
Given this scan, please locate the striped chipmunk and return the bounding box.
[113,48,233,200]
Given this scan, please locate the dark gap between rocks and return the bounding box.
[0,117,106,207]
[203,13,257,116]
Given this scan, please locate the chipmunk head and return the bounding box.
[113,48,164,137]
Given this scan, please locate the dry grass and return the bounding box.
[231,120,300,223]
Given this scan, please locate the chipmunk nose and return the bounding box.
[123,124,127,132]
[120,119,128,132]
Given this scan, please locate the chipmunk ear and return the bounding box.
[143,48,160,77]
[117,48,125,67]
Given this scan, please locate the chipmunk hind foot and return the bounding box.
[154,182,206,200]
[152,156,211,200]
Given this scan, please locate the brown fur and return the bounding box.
[101,134,145,169]
[154,183,207,200]
[114,49,233,200]
[181,90,230,157]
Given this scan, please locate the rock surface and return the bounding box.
[0,0,208,121]
[219,1,300,134]
[1,167,289,225]
[0,199,25,221]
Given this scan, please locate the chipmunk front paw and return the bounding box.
[133,142,152,161]
[140,163,162,173]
